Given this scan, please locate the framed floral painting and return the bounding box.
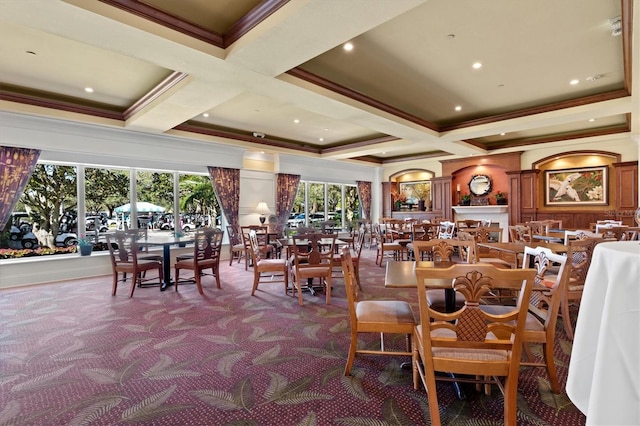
[544,166,608,206]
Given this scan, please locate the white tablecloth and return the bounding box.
[566,241,640,425]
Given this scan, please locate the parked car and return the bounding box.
[287,213,305,228]
[309,213,325,223]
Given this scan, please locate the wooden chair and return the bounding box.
[248,230,289,299]
[411,239,476,311]
[436,221,455,239]
[373,223,404,266]
[465,226,511,267]
[341,247,416,375]
[174,228,223,295]
[560,237,603,339]
[564,229,602,245]
[406,222,436,260]
[481,246,570,393]
[413,264,536,426]
[106,230,163,297]
[226,225,246,266]
[509,225,532,243]
[600,226,638,241]
[290,232,336,305]
[240,225,273,270]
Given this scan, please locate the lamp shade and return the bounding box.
[256,202,271,216]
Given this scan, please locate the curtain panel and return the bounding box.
[207,166,240,231]
[0,146,41,229]
[275,173,301,236]
[356,180,372,220]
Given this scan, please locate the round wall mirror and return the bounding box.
[468,174,492,196]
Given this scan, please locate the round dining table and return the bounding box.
[566,241,640,425]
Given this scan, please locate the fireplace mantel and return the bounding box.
[452,206,508,214]
[453,205,509,241]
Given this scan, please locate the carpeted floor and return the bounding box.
[0,247,586,425]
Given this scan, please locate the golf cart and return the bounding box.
[8,212,39,249]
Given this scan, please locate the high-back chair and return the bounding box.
[481,246,570,393]
[560,237,603,339]
[413,263,536,426]
[226,225,246,266]
[248,230,289,300]
[564,229,602,245]
[436,221,455,239]
[373,223,404,266]
[106,230,163,297]
[240,225,273,270]
[174,228,223,295]
[341,247,416,376]
[465,226,510,267]
[508,225,532,243]
[290,232,336,305]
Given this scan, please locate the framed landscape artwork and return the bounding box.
[545,166,608,206]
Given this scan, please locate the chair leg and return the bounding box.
[174,267,180,292]
[213,267,221,289]
[543,342,560,393]
[503,374,518,426]
[251,270,260,296]
[325,275,331,305]
[195,268,204,295]
[112,273,118,296]
[344,329,358,376]
[561,299,574,340]
[128,275,136,298]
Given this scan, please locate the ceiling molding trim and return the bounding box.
[123,71,189,121]
[321,136,400,154]
[621,0,633,93]
[174,123,320,154]
[286,67,440,132]
[224,0,291,47]
[441,90,631,132]
[0,91,124,121]
[98,0,224,46]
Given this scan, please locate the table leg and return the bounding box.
[160,245,172,291]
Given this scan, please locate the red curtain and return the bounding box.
[356,180,372,220]
[275,173,301,236]
[207,166,240,231]
[0,146,41,229]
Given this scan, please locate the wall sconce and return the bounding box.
[256,201,271,224]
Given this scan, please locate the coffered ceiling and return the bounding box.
[0,0,637,165]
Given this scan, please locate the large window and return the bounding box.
[1,162,220,257]
[288,181,360,229]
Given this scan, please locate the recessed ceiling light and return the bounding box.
[454,105,462,111]
[588,118,596,122]
[343,42,353,51]
[202,113,209,118]
[570,79,580,85]
[319,138,324,142]
[293,119,300,124]
[500,132,506,136]
[472,62,482,69]
[381,151,386,154]
[84,87,94,93]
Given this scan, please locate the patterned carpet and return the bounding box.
[0,247,586,425]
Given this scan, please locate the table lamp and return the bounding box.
[256,201,270,224]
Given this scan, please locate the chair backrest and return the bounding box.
[411,239,476,263]
[521,246,570,331]
[466,226,503,244]
[106,229,140,267]
[411,223,433,242]
[226,225,241,245]
[129,227,151,253]
[437,221,455,239]
[565,237,603,286]
[564,229,602,245]
[319,220,337,234]
[526,221,549,235]
[241,225,269,248]
[193,228,223,262]
[599,226,637,241]
[291,233,335,268]
[353,226,366,259]
[340,247,359,321]
[248,230,264,264]
[456,219,481,229]
[455,232,477,263]
[509,225,532,243]
[414,263,536,365]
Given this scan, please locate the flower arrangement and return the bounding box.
[495,191,507,204]
[460,193,472,205]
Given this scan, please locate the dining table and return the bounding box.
[566,241,640,425]
[531,231,566,243]
[139,234,195,291]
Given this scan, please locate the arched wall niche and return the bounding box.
[533,150,621,212]
[389,168,435,183]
